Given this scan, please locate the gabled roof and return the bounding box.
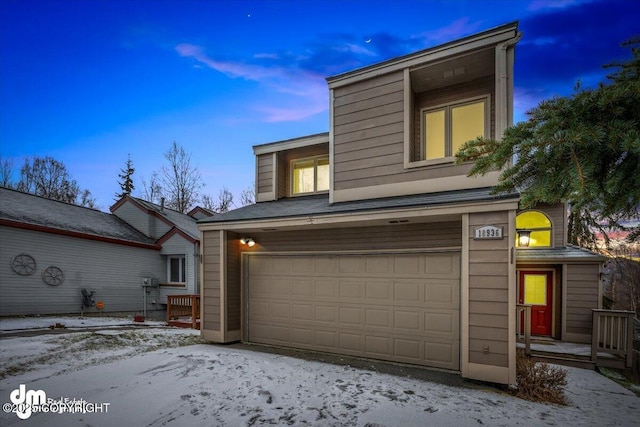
[199,187,519,224]
[0,187,158,248]
[127,197,200,240]
[516,245,606,262]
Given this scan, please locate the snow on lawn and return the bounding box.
[0,326,638,426]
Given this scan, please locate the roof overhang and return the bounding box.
[199,198,519,233]
[327,21,519,90]
[253,132,330,155]
[516,246,607,264]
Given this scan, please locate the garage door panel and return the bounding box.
[425,281,458,306]
[394,310,421,331]
[315,330,337,348]
[270,325,290,342]
[339,280,363,298]
[315,279,337,297]
[425,340,459,369]
[315,305,337,322]
[366,336,391,355]
[248,252,460,371]
[291,279,314,296]
[291,328,314,345]
[365,281,392,299]
[339,307,362,325]
[292,256,314,273]
[365,308,390,328]
[315,256,339,273]
[394,281,421,301]
[270,302,290,320]
[251,277,289,296]
[339,332,364,352]
[425,311,460,337]
[394,338,421,360]
[339,256,365,273]
[426,253,460,276]
[291,304,314,321]
[393,254,423,275]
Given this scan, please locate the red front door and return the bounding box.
[519,270,553,336]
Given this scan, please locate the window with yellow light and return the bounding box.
[515,211,552,248]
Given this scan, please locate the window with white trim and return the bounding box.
[291,155,329,195]
[421,97,487,162]
[167,255,186,283]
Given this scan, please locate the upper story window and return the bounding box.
[291,155,329,195]
[168,255,186,283]
[516,211,552,248]
[421,96,488,162]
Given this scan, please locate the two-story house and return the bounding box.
[197,22,605,385]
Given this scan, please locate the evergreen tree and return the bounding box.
[456,39,640,248]
[115,155,135,200]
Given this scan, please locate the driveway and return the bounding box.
[0,322,638,426]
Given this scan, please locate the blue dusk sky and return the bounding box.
[0,0,637,211]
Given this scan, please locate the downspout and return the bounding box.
[496,31,523,141]
[496,29,522,387]
[194,241,200,295]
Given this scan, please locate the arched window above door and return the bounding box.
[516,211,552,248]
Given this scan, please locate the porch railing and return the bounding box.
[591,309,635,368]
[516,304,532,356]
[167,294,200,329]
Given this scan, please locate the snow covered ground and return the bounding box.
[1,317,638,426]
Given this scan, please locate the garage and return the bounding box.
[247,251,460,371]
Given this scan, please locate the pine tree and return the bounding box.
[456,39,640,248]
[115,155,135,200]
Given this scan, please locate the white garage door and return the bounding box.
[247,252,460,370]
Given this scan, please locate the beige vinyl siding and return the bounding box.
[332,72,495,192]
[468,211,511,368]
[333,71,404,191]
[565,263,599,342]
[277,152,287,199]
[243,221,462,253]
[202,230,221,331]
[226,231,241,331]
[256,154,274,195]
[535,203,566,247]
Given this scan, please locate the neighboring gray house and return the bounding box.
[110,196,208,302]
[0,188,211,316]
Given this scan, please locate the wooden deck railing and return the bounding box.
[167,294,200,329]
[592,309,635,368]
[516,304,532,356]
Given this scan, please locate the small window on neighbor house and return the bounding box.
[292,156,329,195]
[516,211,552,248]
[422,97,487,161]
[168,255,186,283]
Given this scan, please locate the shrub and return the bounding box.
[514,349,567,405]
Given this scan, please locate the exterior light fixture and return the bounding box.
[517,230,531,247]
[240,237,255,247]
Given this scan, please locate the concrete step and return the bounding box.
[530,351,596,370]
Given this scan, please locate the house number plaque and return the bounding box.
[474,225,504,240]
